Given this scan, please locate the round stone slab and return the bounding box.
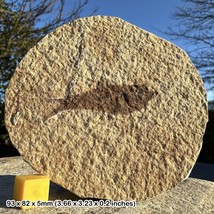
[5,16,208,201]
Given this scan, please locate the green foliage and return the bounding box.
[0,102,9,144]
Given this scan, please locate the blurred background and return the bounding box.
[0,0,213,179]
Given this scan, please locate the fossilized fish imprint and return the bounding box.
[44,82,157,121]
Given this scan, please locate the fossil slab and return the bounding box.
[5,16,208,201]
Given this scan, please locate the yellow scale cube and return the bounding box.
[13,175,50,209]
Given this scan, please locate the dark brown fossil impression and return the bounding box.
[45,82,157,120]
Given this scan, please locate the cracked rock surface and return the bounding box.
[5,16,208,201]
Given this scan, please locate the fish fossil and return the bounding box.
[44,82,157,121]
